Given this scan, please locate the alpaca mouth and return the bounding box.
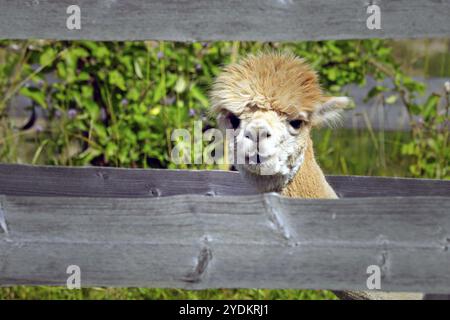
[241,154,280,176]
[256,154,262,164]
[245,153,270,165]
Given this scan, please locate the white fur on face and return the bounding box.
[227,110,308,192]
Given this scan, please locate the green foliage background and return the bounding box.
[0,39,448,299]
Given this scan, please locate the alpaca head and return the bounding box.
[210,52,350,191]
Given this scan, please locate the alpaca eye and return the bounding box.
[228,113,241,129]
[289,119,303,129]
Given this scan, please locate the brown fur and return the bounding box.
[282,137,337,198]
[211,51,326,119]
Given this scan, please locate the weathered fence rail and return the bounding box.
[0,164,450,293]
[0,163,448,198]
[0,0,449,41]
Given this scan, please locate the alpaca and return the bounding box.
[209,52,422,300]
[210,52,347,198]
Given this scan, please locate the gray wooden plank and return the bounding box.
[0,164,448,198]
[0,0,449,41]
[1,194,449,292]
[0,164,258,197]
[423,294,450,300]
[327,175,450,198]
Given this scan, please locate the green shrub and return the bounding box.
[1,39,414,169]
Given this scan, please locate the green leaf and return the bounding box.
[127,87,140,102]
[19,87,47,108]
[109,70,126,90]
[385,95,398,105]
[153,80,166,103]
[422,94,440,119]
[175,77,188,93]
[134,60,143,79]
[149,106,161,116]
[190,85,208,108]
[39,48,57,66]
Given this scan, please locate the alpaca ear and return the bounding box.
[311,96,350,127]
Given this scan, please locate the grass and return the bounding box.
[0,287,336,300]
[314,128,411,177]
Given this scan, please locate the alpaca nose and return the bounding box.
[244,124,272,143]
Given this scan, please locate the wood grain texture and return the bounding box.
[0,164,449,198]
[1,194,450,292]
[0,0,449,41]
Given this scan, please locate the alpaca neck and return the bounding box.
[281,137,337,199]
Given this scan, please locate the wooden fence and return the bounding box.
[0,0,449,41]
[0,0,450,299]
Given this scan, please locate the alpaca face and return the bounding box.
[210,52,349,191]
[224,107,310,178]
